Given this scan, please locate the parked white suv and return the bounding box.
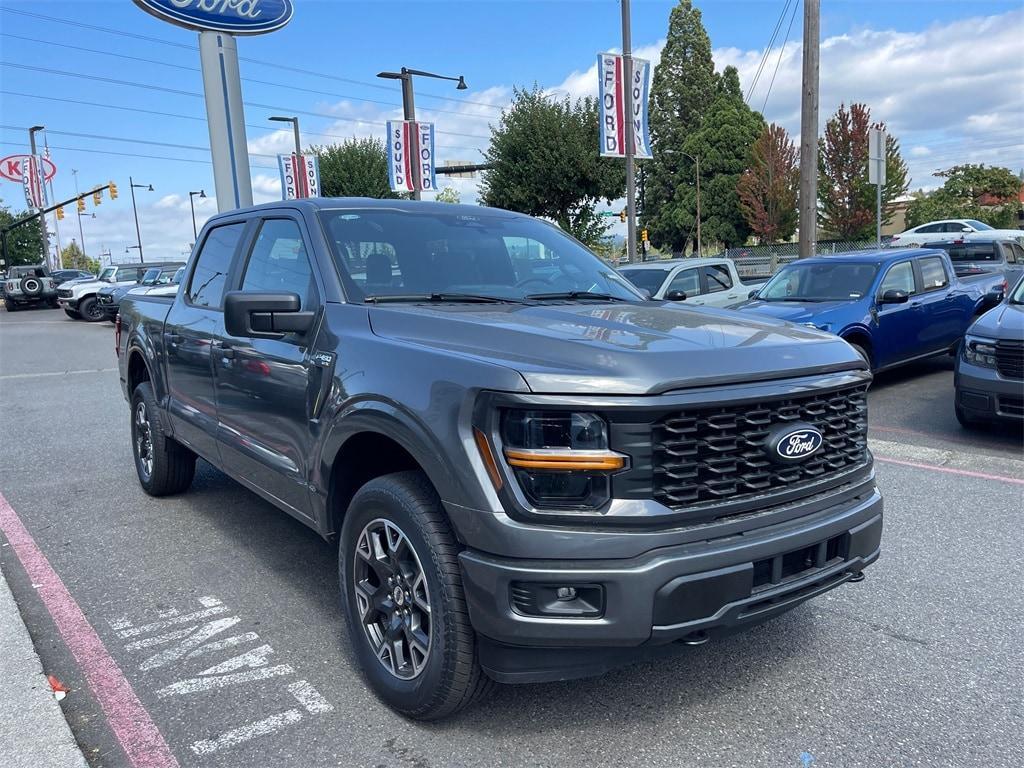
[57,262,179,322]
[891,219,1024,247]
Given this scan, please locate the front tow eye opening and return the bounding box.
[848,570,865,583]
[679,630,709,646]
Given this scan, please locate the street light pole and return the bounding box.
[129,176,153,262]
[189,190,206,241]
[72,169,86,259]
[620,0,638,264]
[798,0,820,258]
[29,125,53,269]
[377,68,467,201]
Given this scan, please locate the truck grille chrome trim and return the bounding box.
[651,384,869,510]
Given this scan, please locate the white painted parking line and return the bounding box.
[287,680,334,715]
[0,367,118,380]
[189,710,304,757]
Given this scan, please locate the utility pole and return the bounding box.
[621,0,638,264]
[72,169,86,258]
[694,155,702,257]
[798,0,820,259]
[129,176,153,262]
[29,126,53,269]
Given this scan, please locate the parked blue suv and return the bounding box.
[735,249,1005,371]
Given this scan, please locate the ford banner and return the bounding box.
[387,120,415,193]
[597,52,653,160]
[416,122,437,193]
[278,153,321,199]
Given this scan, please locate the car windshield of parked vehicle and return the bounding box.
[319,209,644,303]
[618,267,671,294]
[1011,277,1024,304]
[758,262,878,302]
[965,220,993,231]
[98,267,116,282]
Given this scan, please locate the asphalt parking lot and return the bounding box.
[1,307,1022,768]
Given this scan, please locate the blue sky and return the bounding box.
[1,0,1022,261]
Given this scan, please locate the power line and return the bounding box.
[0,140,277,170]
[0,62,492,140]
[761,0,800,114]
[0,7,505,113]
[0,32,502,121]
[745,0,792,103]
[1,91,485,154]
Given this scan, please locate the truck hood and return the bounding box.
[969,301,1024,339]
[731,299,855,327]
[367,301,863,394]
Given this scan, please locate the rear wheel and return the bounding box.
[4,298,18,312]
[130,382,196,496]
[339,471,493,719]
[78,296,104,322]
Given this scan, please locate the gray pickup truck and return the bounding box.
[117,199,883,719]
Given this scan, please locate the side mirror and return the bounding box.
[960,226,972,233]
[880,289,910,304]
[224,291,315,338]
[665,289,687,301]
[748,289,759,299]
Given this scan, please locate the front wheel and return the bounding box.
[955,400,984,430]
[339,471,493,719]
[4,298,18,312]
[78,296,104,322]
[130,382,196,495]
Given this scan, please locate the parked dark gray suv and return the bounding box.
[117,199,883,718]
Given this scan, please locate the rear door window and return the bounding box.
[917,257,949,292]
[703,265,733,293]
[187,223,246,309]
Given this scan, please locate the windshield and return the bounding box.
[1011,276,1024,304]
[965,220,993,231]
[141,268,162,285]
[98,267,116,282]
[318,208,643,303]
[758,262,878,302]
[619,267,671,294]
[172,267,185,284]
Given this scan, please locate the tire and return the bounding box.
[64,308,81,319]
[130,382,196,496]
[4,297,18,312]
[339,471,493,720]
[78,296,104,322]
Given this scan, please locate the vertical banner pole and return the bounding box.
[621,0,638,264]
[198,31,253,212]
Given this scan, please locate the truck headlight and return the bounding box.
[499,410,626,509]
[963,335,998,368]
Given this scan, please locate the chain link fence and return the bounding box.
[726,239,892,279]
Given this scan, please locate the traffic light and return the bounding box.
[93,191,102,206]
[77,198,85,214]
[619,209,627,223]
[641,228,649,243]
[108,181,118,200]
[56,206,65,221]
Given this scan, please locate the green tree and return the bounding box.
[644,0,719,252]
[59,241,98,272]
[0,202,46,267]
[480,87,625,245]
[905,164,1023,229]
[312,137,401,199]
[680,67,764,249]
[435,186,461,204]
[817,103,909,239]
[736,123,799,243]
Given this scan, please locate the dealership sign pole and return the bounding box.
[133,1,295,212]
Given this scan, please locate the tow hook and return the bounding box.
[848,571,865,583]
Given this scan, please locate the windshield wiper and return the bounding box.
[363,293,525,304]
[524,290,630,302]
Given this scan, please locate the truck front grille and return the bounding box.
[995,340,1023,380]
[652,384,869,510]
[57,288,73,298]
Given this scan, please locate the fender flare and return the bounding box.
[125,337,170,434]
[318,398,470,511]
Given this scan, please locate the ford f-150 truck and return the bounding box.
[117,199,882,719]
[735,249,1005,371]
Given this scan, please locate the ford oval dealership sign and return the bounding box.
[132,0,294,35]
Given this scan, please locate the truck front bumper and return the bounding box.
[955,360,1024,421]
[459,487,882,683]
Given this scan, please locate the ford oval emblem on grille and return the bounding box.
[766,424,823,463]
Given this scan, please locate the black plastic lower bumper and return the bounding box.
[460,489,882,684]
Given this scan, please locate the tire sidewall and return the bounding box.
[79,296,103,322]
[339,480,454,715]
[130,384,157,492]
